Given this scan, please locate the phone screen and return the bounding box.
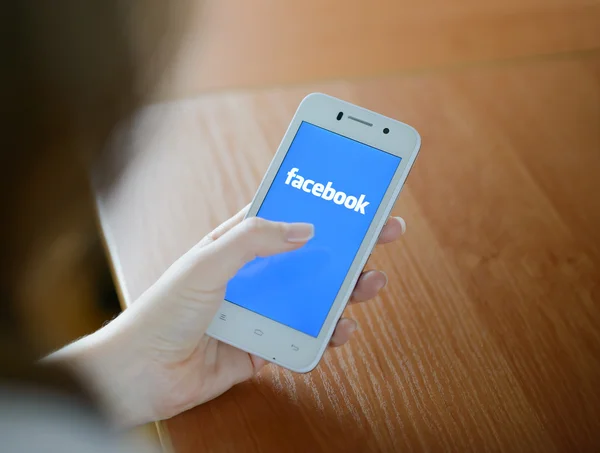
[225,121,401,337]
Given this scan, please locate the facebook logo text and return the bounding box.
[285,168,370,214]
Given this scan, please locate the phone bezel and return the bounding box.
[206,93,421,372]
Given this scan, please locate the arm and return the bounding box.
[44,314,153,428]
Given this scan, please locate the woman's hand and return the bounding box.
[50,206,406,427]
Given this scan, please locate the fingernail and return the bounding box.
[350,321,358,333]
[378,271,388,291]
[395,216,407,234]
[285,223,314,243]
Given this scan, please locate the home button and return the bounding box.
[254,329,264,336]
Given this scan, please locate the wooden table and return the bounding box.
[94,51,600,452]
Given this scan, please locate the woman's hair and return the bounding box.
[0,1,185,407]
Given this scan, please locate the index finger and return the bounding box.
[377,216,406,244]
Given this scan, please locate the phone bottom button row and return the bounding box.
[252,329,299,352]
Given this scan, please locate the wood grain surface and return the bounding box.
[95,51,600,452]
[157,0,600,99]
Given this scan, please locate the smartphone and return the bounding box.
[206,93,421,372]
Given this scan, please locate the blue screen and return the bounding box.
[225,122,401,337]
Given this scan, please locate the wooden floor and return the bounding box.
[29,0,600,451]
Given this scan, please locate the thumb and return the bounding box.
[202,216,314,280]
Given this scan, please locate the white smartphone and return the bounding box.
[206,93,421,372]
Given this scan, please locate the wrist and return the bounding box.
[45,314,156,428]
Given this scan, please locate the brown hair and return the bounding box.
[0,1,186,409]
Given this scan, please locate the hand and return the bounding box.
[61,206,406,427]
